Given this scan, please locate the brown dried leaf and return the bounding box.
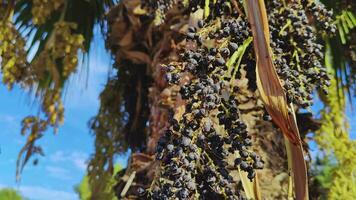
[123,0,142,29]
[110,19,128,44]
[121,50,151,64]
[119,29,133,47]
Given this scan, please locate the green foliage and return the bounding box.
[75,164,121,200]
[314,157,336,190]
[311,156,337,199]
[320,0,356,99]
[75,175,91,200]
[0,188,24,200]
[313,1,356,199]
[314,41,356,199]
[316,90,356,198]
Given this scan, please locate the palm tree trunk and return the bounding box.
[106,0,319,199]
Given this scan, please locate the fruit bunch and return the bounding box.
[267,0,334,108]
[0,19,29,89]
[30,22,83,80]
[30,21,83,127]
[42,88,64,127]
[148,13,263,199]
[52,22,84,78]
[31,0,64,25]
[302,0,336,34]
[142,0,178,25]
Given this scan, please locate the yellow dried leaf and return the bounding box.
[133,5,147,15]
[238,167,257,199]
[121,50,151,64]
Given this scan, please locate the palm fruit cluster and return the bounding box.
[142,0,178,25]
[302,0,336,34]
[28,21,83,128]
[53,22,84,78]
[139,0,336,199]
[41,88,64,127]
[31,0,64,25]
[28,22,84,128]
[32,21,84,79]
[147,5,263,200]
[0,17,29,89]
[267,0,334,108]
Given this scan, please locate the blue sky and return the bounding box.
[0,30,355,199]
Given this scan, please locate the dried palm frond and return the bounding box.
[244,0,308,199]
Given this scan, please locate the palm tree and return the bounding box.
[0,0,355,199]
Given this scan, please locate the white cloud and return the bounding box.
[0,114,19,134]
[49,151,66,162]
[70,152,87,171]
[0,114,16,123]
[50,151,88,171]
[19,185,78,200]
[45,166,72,181]
[0,184,77,200]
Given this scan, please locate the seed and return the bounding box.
[186,32,195,40]
[182,137,191,146]
[167,144,174,152]
[220,47,230,57]
[215,57,225,66]
[188,26,196,33]
[240,161,249,171]
[198,20,204,28]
